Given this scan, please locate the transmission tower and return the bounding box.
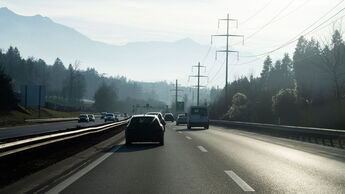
[211,13,244,99]
[189,62,207,105]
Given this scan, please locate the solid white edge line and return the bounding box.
[225,170,255,192]
[46,141,124,194]
[185,136,192,140]
[197,145,208,152]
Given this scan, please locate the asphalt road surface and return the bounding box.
[44,122,345,193]
[0,118,119,140]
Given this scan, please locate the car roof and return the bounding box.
[133,114,156,117]
[146,112,161,115]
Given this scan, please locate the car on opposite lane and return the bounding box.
[126,115,165,145]
[104,113,118,122]
[88,114,95,122]
[101,112,107,119]
[78,114,89,123]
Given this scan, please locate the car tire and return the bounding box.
[187,124,191,129]
[126,139,131,146]
[159,137,164,146]
[204,125,209,129]
[176,122,179,126]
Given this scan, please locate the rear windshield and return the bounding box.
[191,108,208,116]
[106,114,113,116]
[130,117,155,126]
[80,115,87,118]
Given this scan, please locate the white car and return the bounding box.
[104,113,117,122]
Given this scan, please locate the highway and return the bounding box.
[0,118,110,140]
[46,122,345,193]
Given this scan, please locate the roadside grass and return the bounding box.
[0,105,85,127]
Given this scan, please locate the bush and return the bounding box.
[227,93,250,121]
[272,89,298,124]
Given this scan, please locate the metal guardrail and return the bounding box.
[210,120,345,149]
[25,117,78,123]
[0,119,130,157]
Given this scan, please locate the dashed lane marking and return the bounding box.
[185,136,192,140]
[197,146,208,152]
[225,170,255,192]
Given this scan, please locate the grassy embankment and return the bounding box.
[0,105,84,127]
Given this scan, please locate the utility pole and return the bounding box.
[211,13,244,100]
[189,62,207,105]
[170,79,183,111]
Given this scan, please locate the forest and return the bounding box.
[0,46,210,113]
[209,30,345,129]
[0,47,168,113]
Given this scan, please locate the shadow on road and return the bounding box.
[176,128,206,132]
[110,143,161,153]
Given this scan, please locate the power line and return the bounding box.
[231,11,345,67]
[269,0,311,25]
[233,0,296,46]
[240,0,275,26]
[241,0,345,58]
[208,58,226,84]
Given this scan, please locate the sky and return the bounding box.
[0,0,344,87]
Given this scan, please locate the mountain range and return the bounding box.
[0,7,261,85]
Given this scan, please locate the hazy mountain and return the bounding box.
[0,7,212,83]
[0,7,262,86]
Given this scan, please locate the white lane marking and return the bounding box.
[46,141,124,194]
[197,146,208,152]
[178,131,182,134]
[225,170,255,192]
[185,136,192,140]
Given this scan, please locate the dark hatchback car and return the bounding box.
[164,113,174,122]
[126,115,165,146]
[176,114,187,125]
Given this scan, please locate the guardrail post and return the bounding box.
[330,138,334,147]
[339,139,344,149]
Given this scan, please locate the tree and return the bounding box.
[94,82,118,112]
[260,56,273,89]
[0,67,17,110]
[62,62,86,103]
[227,92,250,121]
[272,89,298,124]
[319,30,345,102]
